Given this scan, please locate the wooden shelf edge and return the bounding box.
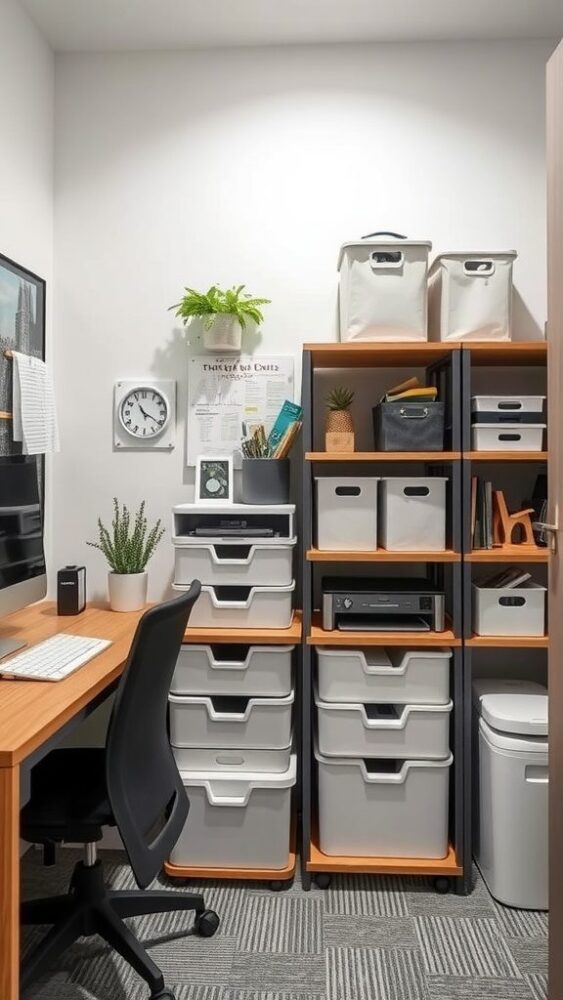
[468,451,548,462]
[466,342,547,366]
[306,451,461,462]
[307,837,462,876]
[183,610,302,645]
[308,614,460,647]
[0,411,12,420]
[307,548,460,563]
[467,633,549,648]
[302,342,460,368]
[467,547,549,563]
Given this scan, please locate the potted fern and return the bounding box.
[88,499,165,612]
[170,284,270,352]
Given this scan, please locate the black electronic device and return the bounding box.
[321,576,446,632]
[57,565,86,616]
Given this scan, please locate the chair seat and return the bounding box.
[21,748,114,844]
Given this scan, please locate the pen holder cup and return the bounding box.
[242,458,290,505]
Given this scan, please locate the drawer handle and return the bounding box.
[498,401,522,410]
[215,754,245,766]
[498,433,521,441]
[403,486,430,497]
[335,486,361,496]
[498,595,526,607]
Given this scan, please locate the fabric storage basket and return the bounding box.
[471,424,545,452]
[316,747,452,858]
[471,396,545,424]
[170,755,296,869]
[173,745,292,774]
[315,691,453,759]
[173,539,296,588]
[315,477,379,551]
[175,582,295,629]
[169,690,294,750]
[171,644,294,698]
[317,647,452,704]
[373,401,445,451]
[379,477,448,551]
[338,233,432,342]
[428,251,517,342]
[472,582,546,637]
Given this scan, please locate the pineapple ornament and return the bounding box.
[325,386,355,453]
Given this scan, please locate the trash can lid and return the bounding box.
[473,679,547,737]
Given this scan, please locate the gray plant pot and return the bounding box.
[242,458,290,505]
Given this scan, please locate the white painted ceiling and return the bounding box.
[19,0,563,51]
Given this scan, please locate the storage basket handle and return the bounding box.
[399,407,429,419]
[498,401,522,410]
[403,486,430,497]
[335,485,361,496]
[463,259,495,276]
[361,231,407,239]
[205,783,251,807]
[498,433,522,442]
[498,595,526,607]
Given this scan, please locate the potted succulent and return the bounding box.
[170,284,270,352]
[88,499,165,612]
[325,386,355,452]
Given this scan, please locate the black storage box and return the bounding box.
[373,401,445,451]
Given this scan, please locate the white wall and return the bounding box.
[53,41,553,599]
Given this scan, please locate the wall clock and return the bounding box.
[113,379,176,450]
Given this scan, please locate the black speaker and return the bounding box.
[57,565,86,616]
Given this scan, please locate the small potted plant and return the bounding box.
[170,284,270,352]
[88,499,165,612]
[325,386,355,452]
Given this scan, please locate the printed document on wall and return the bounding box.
[187,355,294,466]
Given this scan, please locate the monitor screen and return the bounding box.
[0,456,46,591]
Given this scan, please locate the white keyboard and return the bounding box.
[0,633,112,682]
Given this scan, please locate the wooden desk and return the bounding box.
[0,601,143,1000]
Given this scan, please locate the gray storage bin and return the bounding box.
[316,647,452,704]
[173,744,292,774]
[379,477,448,551]
[472,582,546,637]
[169,690,294,750]
[173,539,295,588]
[315,477,379,551]
[373,401,445,451]
[170,755,296,869]
[316,746,452,858]
[315,691,453,759]
[171,644,294,698]
[174,581,295,629]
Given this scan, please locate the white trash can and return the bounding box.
[428,251,517,342]
[379,477,448,551]
[338,233,431,342]
[315,477,379,551]
[473,679,548,909]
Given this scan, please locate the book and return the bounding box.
[386,387,439,403]
[470,476,478,545]
[481,567,533,589]
[484,481,493,549]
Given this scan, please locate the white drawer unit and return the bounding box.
[379,477,448,551]
[315,691,453,759]
[169,690,294,750]
[316,647,452,705]
[428,251,517,342]
[471,424,546,452]
[174,581,295,630]
[171,644,294,698]
[170,755,296,870]
[472,581,547,637]
[173,503,295,544]
[173,744,292,774]
[315,477,379,551]
[173,539,296,588]
[316,747,452,859]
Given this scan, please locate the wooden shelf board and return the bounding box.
[467,633,549,648]
[306,451,461,462]
[0,411,12,420]
[468,451,548,462]
[183,610,302,645]
[467,546,550,563]
[308,613,460,647]
[307,548,460,563]
[303,342,460,368]
[467,342,547,366]
[307,835,462,876]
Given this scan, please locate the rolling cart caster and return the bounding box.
[434,877,450,894]
[270,880,285,892]
[194,909,220,937]
[315,873,332,889]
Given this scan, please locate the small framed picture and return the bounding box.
[195,456,233,504]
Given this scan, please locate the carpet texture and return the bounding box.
[21,850,548,1000]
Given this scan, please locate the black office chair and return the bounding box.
[20,583,219,1000]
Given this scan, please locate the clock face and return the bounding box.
[119,387,169,439]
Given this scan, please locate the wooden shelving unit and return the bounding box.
[303,341,460,368]
[466,634,549,649]
[308,613,460,647]
[164,823,297,888]
[467,546,549,563]
[183,611,302,646]
[0,412,11,420]
[306,451,461,462]
[306,548,460,563]
[307,832,462,877]
[468,451,548,462]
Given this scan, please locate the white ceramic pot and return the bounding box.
[203,315,242,352]
[108,572,148,612]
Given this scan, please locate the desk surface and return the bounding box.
[0,602,143,767]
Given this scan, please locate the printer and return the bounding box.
[322,576,446,632]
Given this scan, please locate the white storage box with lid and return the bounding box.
[338,234,432,342]
[471,424,545,452]
[173,744,292,774]
[169,690,294,750]
[471,395,546,417]
[171,644,294,698]
[315,690,453,759]
[316,746,452,858]
[174,581,295,629]
[473,679,548,909]
[315,477,379,551]
[472,581,546,637]
[379,477,448,551]
[173,539,296,588]
[428,251,517,342]
[316,647,452,704]
[170,755,296,870]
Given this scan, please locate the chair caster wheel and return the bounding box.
[151,991,176,1000]
[315,874,331,889]
[270,880,285,892]
[195,909,220,937]
[434,877,450,894]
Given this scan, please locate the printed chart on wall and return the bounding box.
[187,355,294,467]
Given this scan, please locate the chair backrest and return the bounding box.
[105,583,201,888]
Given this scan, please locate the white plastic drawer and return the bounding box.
[174,582,295,629]
[316,747,452,858]
[471,395,545,414]
[171,644,294,697]
[315,691,453,759]
[379,477,447,551]
[471,425,545,452]
[173,744,292,774]
[472,582,546,637]
[315,478,379,551]
[173,540,295,588]
[316,647,452,704]
[169,690,294,750]
[172,503,295,544]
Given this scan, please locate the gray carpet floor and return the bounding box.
[21,849,548,1000]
